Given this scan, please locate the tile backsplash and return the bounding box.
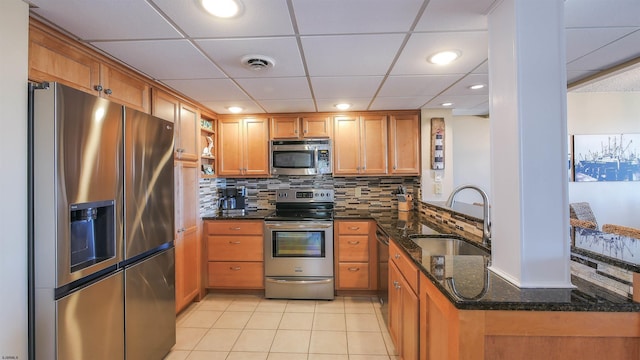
[199,175,420,215]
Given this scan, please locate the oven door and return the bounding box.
[264,221,334,277]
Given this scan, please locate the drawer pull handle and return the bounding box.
[395,254,400,259]
[347,240,360,245]
[229,241,241,244]
[348,226,360,230]
[348,267,360,272]
[229,266,241,271]
[230,227,241,230]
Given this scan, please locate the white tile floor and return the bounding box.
[164,294,399,360]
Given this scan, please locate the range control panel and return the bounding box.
[275,189,335,203]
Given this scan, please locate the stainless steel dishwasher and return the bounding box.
[375,225,390,328]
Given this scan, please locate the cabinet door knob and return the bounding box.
[395,254,400,259]
[104,88,113,95]
[94,85,103,92]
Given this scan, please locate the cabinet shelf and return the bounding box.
[201,127,215,134]
[201,155,215,160]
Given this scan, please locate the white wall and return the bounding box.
[0,0,29,358]
[568,92,640,228]
[451,115,491,204]
[420,109,491,206]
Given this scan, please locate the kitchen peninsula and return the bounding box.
[203,202,640,360]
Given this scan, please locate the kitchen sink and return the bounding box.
[409,235,489,257]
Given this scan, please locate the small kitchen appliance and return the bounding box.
[270,139,332,176]
[218,186,246,214]
[264,188,335,300]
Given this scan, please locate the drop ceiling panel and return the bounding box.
[235,77,312,100]
[292,0,423,34]
[93,40,225,80]
[440,74,489,96]
[567,30,640,72]
[426,94,488,109]
[392,32,488,75]
[196,37,305,78]
[565,0,640,27]
[310,76,384,99]
[415,0,494,31]
[378,75,463,97]
[316,98,371,112]
[161,79,250,102]
[369,97,430,110]
[302,34,405,76]
[30,0,181,40]
[201,100,265,114]
[153,0,294,37]
[566,28,638,63]
[257,99,317,113]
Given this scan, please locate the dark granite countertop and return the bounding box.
[202,209,274,220]
[336,209,640,312]
[201,208,640,312]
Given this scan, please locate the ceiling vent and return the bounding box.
[241,55,275,71]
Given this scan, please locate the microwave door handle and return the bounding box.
[314,147,319,173]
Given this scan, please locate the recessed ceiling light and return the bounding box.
[427,50,461,65]
[335,103,351,110]
[441,102,453,107]
[227,106,243,113]
[469,84,485,90]
[201,0,242,18]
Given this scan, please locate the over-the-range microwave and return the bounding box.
[270,139,332,176]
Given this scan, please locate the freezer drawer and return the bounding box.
[56,271,124,360]
[125,248,176,360]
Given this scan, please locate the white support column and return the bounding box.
[488,0,572,287]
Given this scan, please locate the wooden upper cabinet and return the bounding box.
[360,114,388,175]
[389,113,420,175]
[29,20,151,113]
[152,88,179,123]
[29,22,100,95]
[100,64,150,113]
[270,116,300,139]
[271,116,332,139]
[334,115,361,175]
[302,116,332,138]
[334,114,388,175]
[176,103,200,162]
[218,116,269,177]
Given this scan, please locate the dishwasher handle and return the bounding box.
[375,227,389,246]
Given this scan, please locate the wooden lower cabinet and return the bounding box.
[335,220,377,290]
[389,240,419,360]
[205,220,264,289]
[175,161,200,313]
[418,272,640,359]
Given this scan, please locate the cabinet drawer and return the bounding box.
[338,221,370,235]
[338,235,369,262]
[390,240,418,293]
[206,220,263,235]
[338,263,370,289]
[207,235,263,261]
[207,261,264,289]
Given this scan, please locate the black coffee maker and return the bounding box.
[218,187,246,213]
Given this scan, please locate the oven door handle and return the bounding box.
[265,222,333,230]
[265,278,333,285]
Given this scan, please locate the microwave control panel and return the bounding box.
[317,149,331,174]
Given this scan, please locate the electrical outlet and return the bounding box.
[355,187,362,197]
[434,183,442,195]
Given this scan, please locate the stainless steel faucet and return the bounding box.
[445,185,492,246]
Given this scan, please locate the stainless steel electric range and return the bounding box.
[264,189,335,300]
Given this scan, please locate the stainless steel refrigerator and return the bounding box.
[30,82,176,360]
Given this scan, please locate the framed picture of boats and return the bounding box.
[573,133,640,182]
